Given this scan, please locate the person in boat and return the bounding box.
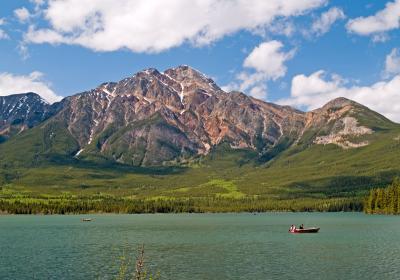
[299,224,304,229]
[290,225,295,231]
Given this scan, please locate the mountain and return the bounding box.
[0,66,397,166]
[0,92,61,142]
[63,66,311,165]
[1,66,400,209]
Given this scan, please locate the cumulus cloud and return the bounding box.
[311,7,345,36]
[384,48,400,77]
[23,0,325,53]
[346,0,400,36]
[278,70,400,122]
[14,7,31,23]
[224,40,295,99]
[244,40,295,81]
[0,72,62,103]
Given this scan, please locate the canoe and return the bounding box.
[289,227,319,233]
[81,218,92,222]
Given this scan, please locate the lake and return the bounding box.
[0,213,399,279]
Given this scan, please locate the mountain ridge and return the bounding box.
[0,65,397,167]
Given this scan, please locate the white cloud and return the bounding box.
[384,48,400,77]
[225,40,295,99]
[0,72,62,103]
[244,40,295,81]
[278,70,400,122]
[248,84,268,100]
[311,7,345,36]
[223,41,295,99]
[17,43,30,60]
[223,71,269,99]
[0,30,8,40]
[0,18,9,40]
[30,0,45,12]
[263,19,295,37]
[14,7,31,23]
[371,33,390,43]
[25,25,65,44]
[346,0,400,36]
[23,0,325,53]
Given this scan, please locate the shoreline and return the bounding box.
[0,209,365,215]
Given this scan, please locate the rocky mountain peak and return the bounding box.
[140,68,160,75]
[0,92,49,120]
[319,97,356,111]
[0,92,57,141]
[305,97,360,126]
[164,65,208,80]
[88,66,220,108]
[164,65,221,99]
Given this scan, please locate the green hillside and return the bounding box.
[0,131,399,213]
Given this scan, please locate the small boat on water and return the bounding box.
[81,218,92,222]
[289,227,320,233]
[289,224,319,233]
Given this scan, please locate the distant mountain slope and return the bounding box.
[0,92,61,142]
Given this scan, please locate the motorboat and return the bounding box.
[289,227,319,233]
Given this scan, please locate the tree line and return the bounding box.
[0,196,362,214]
[364,178,400,214]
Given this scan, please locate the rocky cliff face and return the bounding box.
[51,66,310,165]
[0,66,389,166]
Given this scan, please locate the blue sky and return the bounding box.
[1,0,400,121]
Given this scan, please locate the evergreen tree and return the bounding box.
[365,178,400,215]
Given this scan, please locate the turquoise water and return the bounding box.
[0,213,400,279]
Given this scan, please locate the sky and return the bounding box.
[1,0,400,121]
